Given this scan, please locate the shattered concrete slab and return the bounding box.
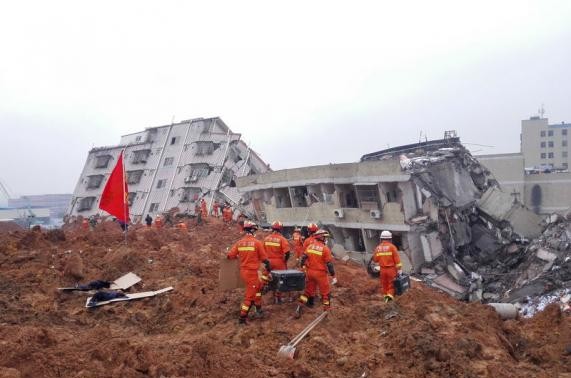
[477,187,542,239]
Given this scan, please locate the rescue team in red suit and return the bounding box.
[296,229,337,318]
[372,230,402,302]
[226,220,272,324]
[228,219,402,324]
[262,221,291,303]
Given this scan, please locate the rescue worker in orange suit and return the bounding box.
[263,221,291,303]
[81,218,89,231]
[227,220,272,324]
[296,229,337,318]
[372,230,402,302]
[212,201,220,217]
[200,199,208,219]
[302,223,319,251]
[176,221,188,231]
[154,215,163,229]
[291,226,305,264]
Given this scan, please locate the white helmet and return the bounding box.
[380,230,392,239]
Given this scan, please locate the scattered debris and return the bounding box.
[85,287,173,308]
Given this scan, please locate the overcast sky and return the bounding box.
[1,1,571,199]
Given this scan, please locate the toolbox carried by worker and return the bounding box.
[393,273,410,296]
[268,270,305,292]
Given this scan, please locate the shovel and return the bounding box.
[277,311,328,359]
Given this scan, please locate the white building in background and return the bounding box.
[68,117,269,221]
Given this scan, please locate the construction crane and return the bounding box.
[0,178,12,206]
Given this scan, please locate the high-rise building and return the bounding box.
[521,116,571,170]
[68,117,269,221]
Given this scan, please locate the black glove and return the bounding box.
[284,251,291,263]
[326,261,335,276]
[263,259,271,272]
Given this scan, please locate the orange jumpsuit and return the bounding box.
[302,234,316,251]
[227,234,268,318]
[200,200,208,218]
[213,202,220,217]
[82,219,89,231]
[372,241,402,299]
[292,230,304,259]
[299,240,334,309]
[154,217,163,229]
[263,232,290,300]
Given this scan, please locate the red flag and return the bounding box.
[99,151,130,223]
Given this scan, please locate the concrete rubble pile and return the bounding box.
[398,142,569,310]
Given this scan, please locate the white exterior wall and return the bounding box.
[68,117,268,220]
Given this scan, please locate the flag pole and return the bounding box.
[122,148,128,246]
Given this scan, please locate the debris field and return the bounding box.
[0,219,569,378]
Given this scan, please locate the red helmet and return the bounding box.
[243,220,258,232]
[314,229,330,241]
[307,223,318,233]
[271,220,283,231]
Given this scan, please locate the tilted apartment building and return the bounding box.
[68,117,269,221]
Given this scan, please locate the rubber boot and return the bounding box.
[307,296,315,308]
[238,316,248,325]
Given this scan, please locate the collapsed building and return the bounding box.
[68,117,269,222]
[237,133,570,305]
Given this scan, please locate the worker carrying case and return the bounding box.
[268,270,306,292]
[394,273,411,296]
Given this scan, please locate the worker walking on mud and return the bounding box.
[227,220,272,324]
[154,215,163,229]
[291,226,304,265]
[263,221,291,303]
[296,229,337,318]
[200,199,208,219]
[145,214,153,227]
[213,201,220,217]
[372,231,402,302]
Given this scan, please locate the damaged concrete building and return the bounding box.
[68,117,269,221]
[237,134,558,302]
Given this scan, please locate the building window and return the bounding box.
[194,141,215,156]
[540,153,546,159]
[563,140,568,147]
[548,130,554,137]
[563,151,568,158]
[540,142,546,148]
[548,141,554,148]
[548,152,554,159]
[77,197,95,211]
[94,155,112,169]
[149,203,159,212]
[127,192,136,206]
[156,179,167,189]
[563,163,568,169]
[170,137,178,145]
[132,149,150,164]
[135,136,142,142]
[164,157,174,166]
[86,175,104,189]
[127,170,144,184]
[540,131,546,137]
[183,144,189,152]
[563,129,568,136]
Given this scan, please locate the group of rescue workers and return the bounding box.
[226,220,402,324]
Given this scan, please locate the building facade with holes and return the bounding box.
[67,117,269,221]
[236,157,422,271]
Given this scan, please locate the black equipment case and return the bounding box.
[394,273,411,296]
[269,270,305,292]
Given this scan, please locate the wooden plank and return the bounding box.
[110,272,141,290]
[219,257,245,291]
